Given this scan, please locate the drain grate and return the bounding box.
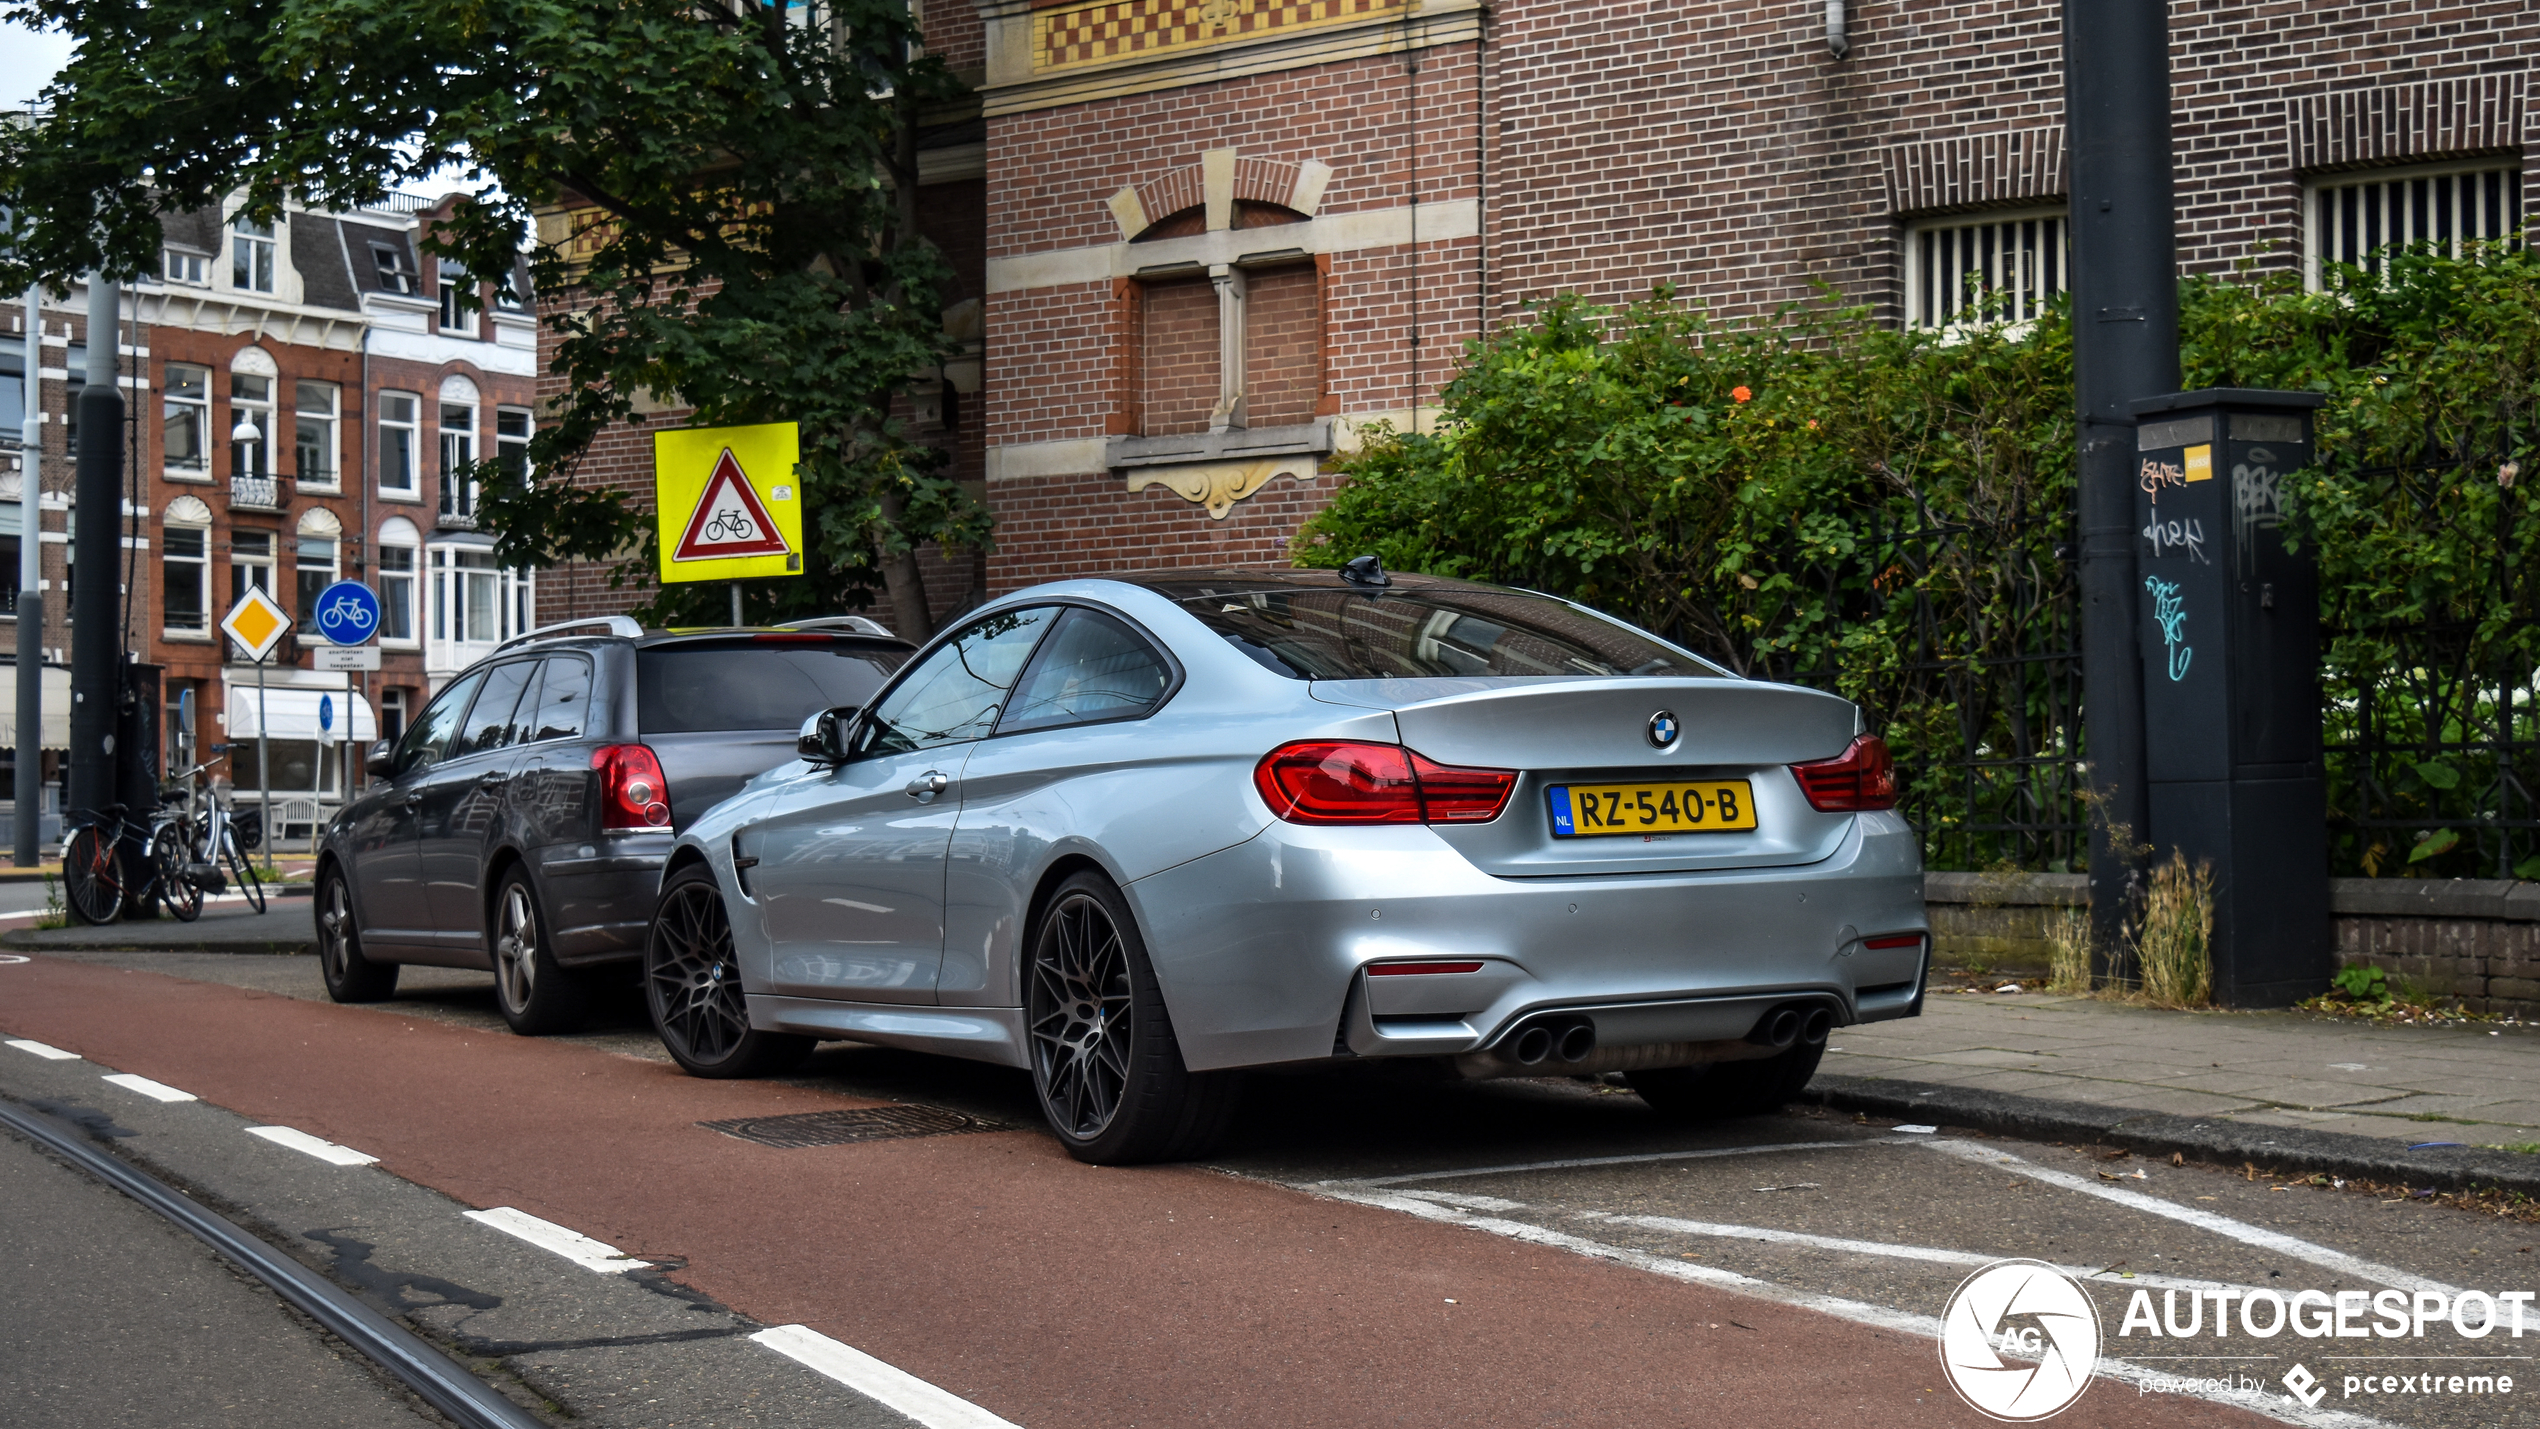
[697,1105,1005,1148]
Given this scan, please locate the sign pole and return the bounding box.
[17,284,42,865]
[731,582,742,627]
[255,648,272,875]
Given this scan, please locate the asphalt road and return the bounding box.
[0,1119,442,1428]
[5,949,2534,1429]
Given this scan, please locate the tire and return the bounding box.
[61,826,124,925]
[157,836,203,922]
[1025,871,1239,1165]
[490,869,589,1035]
[222,826,266,914]
[316,867,398,1003]
[1628,1040,1827,1122]
[644,864,811,1078]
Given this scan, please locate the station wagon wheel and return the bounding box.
[316,866,398,1003]
[1025,871,1240,1165]
[644,864,810,1079]
[490,869,589,1035]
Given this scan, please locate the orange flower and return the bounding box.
[1732,386,1752,403]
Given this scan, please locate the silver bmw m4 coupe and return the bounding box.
[644,562,1927,1163]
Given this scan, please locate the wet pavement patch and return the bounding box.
[697,1104,1006,1147]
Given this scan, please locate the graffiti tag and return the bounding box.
[2144,576,2192,682]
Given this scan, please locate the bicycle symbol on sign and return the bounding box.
[321,593,378,635]
[704,509,758,543]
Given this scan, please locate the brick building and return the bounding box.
[532,0,2531,633]
[4,191,534,843]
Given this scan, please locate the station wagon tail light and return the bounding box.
[1253,741,1515,825]
[592,744,673,831]
[1790,734,1898,812]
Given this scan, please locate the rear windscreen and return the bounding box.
[1179,587,1724,680]
[637,642,907,734]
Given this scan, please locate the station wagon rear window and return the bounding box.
[638,641,905,734]
[1176,586,1723,681]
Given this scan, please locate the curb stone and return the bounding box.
[1803,1072,2540,1200]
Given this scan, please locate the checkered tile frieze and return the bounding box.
[1033,0,1402,72]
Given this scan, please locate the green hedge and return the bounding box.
[1296,246,2540,878]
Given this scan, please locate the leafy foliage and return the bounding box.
[1303,243,2540,878]
[0,0,986,638]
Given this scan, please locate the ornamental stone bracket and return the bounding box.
[1110,419,1331,518]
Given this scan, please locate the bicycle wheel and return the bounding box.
[221,825,267,914]
[61,826,125,925]
[156,832,203,922]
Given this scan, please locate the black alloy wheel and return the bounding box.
[316,867,398,1003]
[645,864,810,1078]
[1024,871,1238,1165]
[491,869,589,1035]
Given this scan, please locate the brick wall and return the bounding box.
[989,467,1330,592]
[1139,276,1219,435]
[1245,262,1322,427]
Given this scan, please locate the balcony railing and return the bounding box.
[231,474,285,511]
[435,506,477,532]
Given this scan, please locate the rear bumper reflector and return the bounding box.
[1366,960,1488,976]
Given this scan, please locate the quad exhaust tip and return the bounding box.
[1507,1016,1598,1067]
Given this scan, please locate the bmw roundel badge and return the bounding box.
[1647,710,1679,748]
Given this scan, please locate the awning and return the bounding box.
[0,664,73,749]
[225,685,376,743]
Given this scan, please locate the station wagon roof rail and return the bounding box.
[495,615,645,651]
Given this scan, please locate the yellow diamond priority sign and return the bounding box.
[222,586,293,662]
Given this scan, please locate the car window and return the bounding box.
[1177,586,1725,680]
[859,608,1057,755]
[521,655,593,743]
[638,641,904,734]
[452,661,538,759]
[398,670,484,775]
[997,609,1174,735]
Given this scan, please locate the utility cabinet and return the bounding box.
[2128,388,2330,1006]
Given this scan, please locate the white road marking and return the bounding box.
[1326,1138,1900,1188]
[6,1038,77,1060]
[1924,1140,2461,1295]
[245,1125,379,1166]
[753,1324,1023,1429]
[101,1073,196,1103]
[1316,1185,2396,1429]
[465,1206,648,1273]
[0,953,29,964]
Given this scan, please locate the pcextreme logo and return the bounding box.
[1939,1260,2103,1421]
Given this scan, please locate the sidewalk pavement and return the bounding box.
[1,899,313,955]
[1812,989,2540,1194]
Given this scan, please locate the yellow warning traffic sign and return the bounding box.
[654,422,805,584]
[221,586,293,662]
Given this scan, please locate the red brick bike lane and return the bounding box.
[0,956,2267,1429]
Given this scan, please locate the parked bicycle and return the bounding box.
[155,747,268,920]
[60,801,180,925]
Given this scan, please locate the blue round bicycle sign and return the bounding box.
[313,580,381,645]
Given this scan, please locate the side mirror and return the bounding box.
[364,739,397,778]
[798,705,860,764]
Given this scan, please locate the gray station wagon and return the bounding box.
[313,615,913,1031]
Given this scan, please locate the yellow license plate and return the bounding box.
[1548,781,1758,837]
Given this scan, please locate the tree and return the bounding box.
[0,0,987,640]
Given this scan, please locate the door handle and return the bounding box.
[904,771,949,802]
[479,771,510,787]
[404,793,422,808]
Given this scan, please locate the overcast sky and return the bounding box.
[0,18,76,111]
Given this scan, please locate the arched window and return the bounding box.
[377,516,421,644]
[438,375,481,524]
[162,495,214,635]
[295,506,343,630]
[230,213,276,293]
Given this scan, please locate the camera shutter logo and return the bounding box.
[1939,1259,2101,1421]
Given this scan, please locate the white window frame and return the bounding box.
[378,540,419,646]
[229,373,274,478]
[2304,157,2526,290]
[495,406,533,486]
[162,520,211,637]
[371,243,415,295]
[1903,205,2069,332]
[229,530,275,621]
[293,381,341,490]
[426,545,533,671]
[163,248,210,286]
[230,214,276,294]
[439,403,478,521]
[162,364,211,478]
[378,391,420,496]
[437,260,478,337]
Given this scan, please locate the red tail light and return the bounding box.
[1790,734,1898,812]
[592,744,674,831]
[1253,741,1516,826]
